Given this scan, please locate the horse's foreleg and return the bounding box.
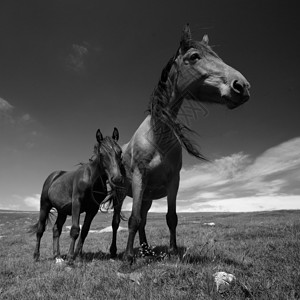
[74,208,97,259]
[122,168,144,267]
[53,213,67,260]
[166,173,180,255]
[110,199,122,258]
[138,200,153,246]
[67,197,81,263]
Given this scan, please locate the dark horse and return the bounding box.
[29,128,124,263]
[115,24,250,269]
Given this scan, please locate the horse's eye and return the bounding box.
[190,53,200,61]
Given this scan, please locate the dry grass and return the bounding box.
[0,210,300,299]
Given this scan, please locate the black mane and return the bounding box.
[147,50,207,161]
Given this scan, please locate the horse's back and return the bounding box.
[47,166,100,214]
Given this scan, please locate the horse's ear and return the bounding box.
[180,23,192,52]
[202,34,209,45]
[112,127,119,141]
[96,129,103,143]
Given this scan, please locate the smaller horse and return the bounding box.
[29,128,124,263]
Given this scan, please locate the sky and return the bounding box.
[0,0,299,212]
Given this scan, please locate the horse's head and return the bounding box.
[173,24,250,109]
[95,128,123,186]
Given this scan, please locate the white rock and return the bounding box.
[213,271,236,293]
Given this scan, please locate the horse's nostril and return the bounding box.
[231,80,244,94]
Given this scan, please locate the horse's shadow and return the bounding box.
[55,243,228,266]
[58,245,187,264]
[77,251,113,261]
[57,251,116,262]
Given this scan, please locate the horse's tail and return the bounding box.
[28,171,63,234]
[28,211,54,235]
[28,221,40,235]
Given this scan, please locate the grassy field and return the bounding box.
[0,209,299,299]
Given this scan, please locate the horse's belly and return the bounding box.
[57,202,72,215]
[144,185,167,200]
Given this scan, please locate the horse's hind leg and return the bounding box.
[53,213,67,260]
[74,208,98,259]
[138,200,153,246]
[33,203,51,261]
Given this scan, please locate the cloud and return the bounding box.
[179,152,251,193]
[0,97,14,123]
[24,194,40,210]
[0,97,39,152]
[121,137,300,213]
[242,137,300,179]
[66,43,89,72]
[0,97,14,112]
[0,97,34,125]
[182,195,300,213]
[129,194,300,214]
[20,113,33,123]
[0,203,21,211]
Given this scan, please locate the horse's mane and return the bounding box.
[147,51,207,161]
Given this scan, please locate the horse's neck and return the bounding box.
[132,115,181,158]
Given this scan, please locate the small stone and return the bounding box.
[213,271,236,293]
